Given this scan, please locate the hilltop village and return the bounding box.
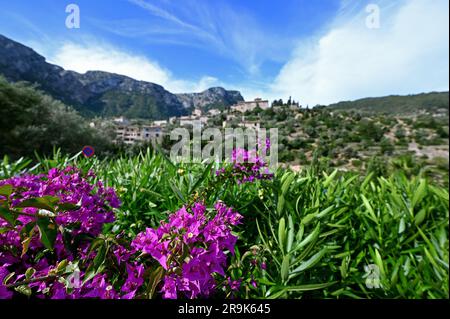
[87,94,448,184]
[97,98,275,145]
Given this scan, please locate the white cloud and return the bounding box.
[271,0,449,106]
[49,41,222,93]
[26,0,448,105]
[125,0,290,75]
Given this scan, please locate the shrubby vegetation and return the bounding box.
[325,91,449,115]
[226,99,449,186]
[1,75,448,187]
[0,76,448,299]
[0,76,117,159]
[0,149,448,299]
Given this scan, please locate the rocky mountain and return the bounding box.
[176,87,244,110]
[0,34,244,119]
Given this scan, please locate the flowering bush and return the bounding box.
[0,167,124,298]
[216,139,273,184]
[0,166,244,299]
[2,149,448,299]
[132,201,242,299]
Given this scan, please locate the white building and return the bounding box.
[238,121,260,130]
[115,124,163,145]
[231,98,269,113]
[208,109,221,116]
[192,108,202,117]
[179,115,195,127]
[113,116,130,125]
[153,120,168,127]
[169,116,177,124]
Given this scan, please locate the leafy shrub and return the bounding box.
[0,76,115,159]
[0,150,448,299]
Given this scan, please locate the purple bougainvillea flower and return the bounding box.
[0,167,121,299]
[161,275,178,299]
[227,277,241,291]
[0,267,13,299]
[121,263,145,299]
[132,202,242,299]
[216,147,273,184]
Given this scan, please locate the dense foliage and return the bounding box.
[0,76,117,159]
[222,100,448,186]
[1,76,448,189]
[325,91,449,115]
[0,148,448,299]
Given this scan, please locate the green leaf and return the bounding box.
[414,208,427,226]
[412,179,427,210]
[0,227,12,234]
[57,202,81,212]
[190,162,213,194]
[169,182,185,202]
[93,244,107,269]
[25,267,36,280]
[286,215,295,253]
[256,219,281,267]
[277,194,285,215]
[21,236,33,257]
[267,282,337,299]
[297,223,320,249]
[20,222,36,238]
[0,206,15,225]
[398,217,406,234]
[57,259,69,273]
[0,184,13,197]
[15,285,32,297]
[290,248,328,276]
[3,272,15,285]
[281,172,295,195]
[301,213,316,225]
[155,143,177,170]
[257,278,276,286]
[361,194,378,224]
[83,243,107,285]
[374,249,385,276]
[16,197,56,212]
[20,222,36,257]
[361,172,374,189]
[284,281,337,291]
[317,205,335,219]
[429,185,448,201]
[36,217,57,250]
[277,217,286,254]
[340,256,350,279]
[281,255,290,283]
[323,169,338,188]
[296,223,304,242]
[146,266,165,298]
[41,195,60,204]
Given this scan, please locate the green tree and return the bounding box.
[0,76,115,159]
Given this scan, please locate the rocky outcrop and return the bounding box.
[176,87,244,110]
[0,34,243,119]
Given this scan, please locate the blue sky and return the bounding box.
[0,0,448,105]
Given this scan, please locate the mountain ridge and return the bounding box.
[0,34,244,119]
[324,91,449,115]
